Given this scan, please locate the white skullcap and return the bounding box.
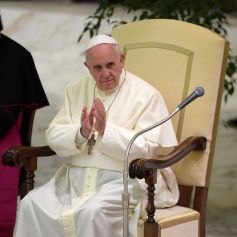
[83,34,118,53]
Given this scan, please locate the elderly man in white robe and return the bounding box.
[13,35,179,237]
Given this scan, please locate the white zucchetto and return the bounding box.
[83,34,119,53]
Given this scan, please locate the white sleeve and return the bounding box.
[75,128,88,147]
[45,87,87,157]
[97,93,177,161]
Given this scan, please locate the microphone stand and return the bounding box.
[122,86,204,237]
[122,108,180,237]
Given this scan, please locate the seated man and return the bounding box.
[13,35,179,237]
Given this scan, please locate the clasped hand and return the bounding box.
[80,98,106,138]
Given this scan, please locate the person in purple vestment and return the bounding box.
[0,15,49,237]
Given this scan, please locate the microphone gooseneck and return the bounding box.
[122,86,205,237]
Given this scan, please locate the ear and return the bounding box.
[120,54,125,65]
[84,61,90,70]
[84,61,93,76]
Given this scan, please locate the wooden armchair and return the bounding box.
[112,19,228,237]
[3,19,228,237]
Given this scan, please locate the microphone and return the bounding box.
[177,87,205,110]
[122,86,205,237]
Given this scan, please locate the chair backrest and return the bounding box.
[112,19,228,188]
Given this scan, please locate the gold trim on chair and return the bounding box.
[123,42,194,141]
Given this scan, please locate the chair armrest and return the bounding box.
[129,136,207,225]
[2,146,56,167]
[129,136,207,179]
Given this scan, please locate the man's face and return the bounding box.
[85,44,125,91]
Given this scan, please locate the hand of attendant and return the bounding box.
[80,98,106,138]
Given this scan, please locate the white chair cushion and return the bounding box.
[138,206,200,237]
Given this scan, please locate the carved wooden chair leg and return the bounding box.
[144,169,159,237]
[21,157,37,199]
[194,186,208,237]
[25,171,35,195]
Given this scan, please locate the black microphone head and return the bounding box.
[195,86,205,97]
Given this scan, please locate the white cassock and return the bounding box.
[14,70,179,237]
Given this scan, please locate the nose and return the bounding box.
[102,68,110,78]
